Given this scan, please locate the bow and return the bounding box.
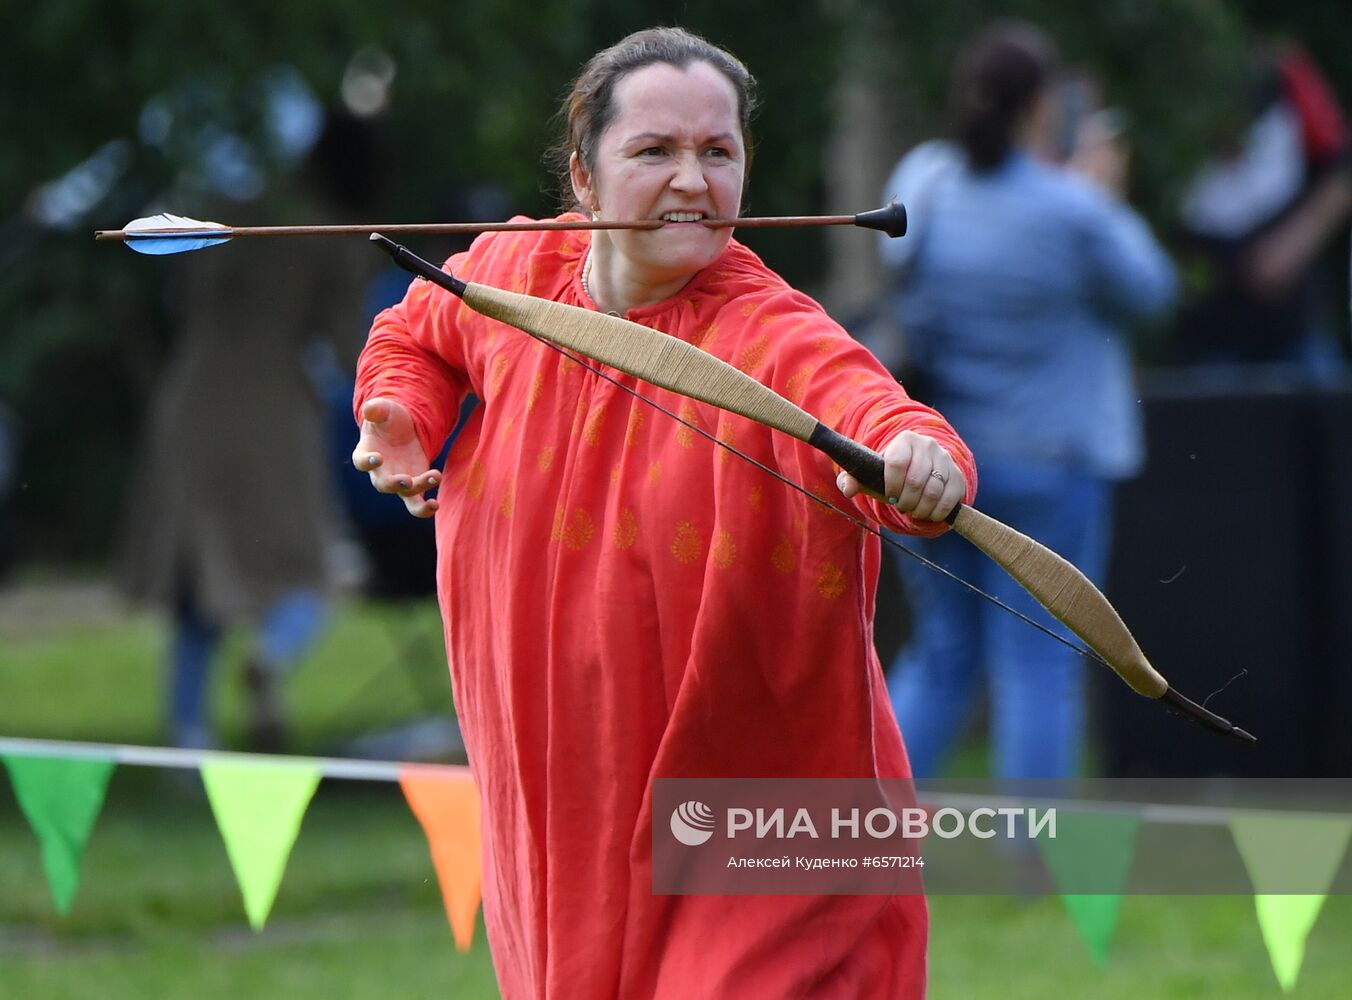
[370,234,1255,745]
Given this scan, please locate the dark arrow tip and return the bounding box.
[853,202,908,238]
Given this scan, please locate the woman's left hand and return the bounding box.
[836,430,966,522]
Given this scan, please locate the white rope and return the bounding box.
[0,736,470,783]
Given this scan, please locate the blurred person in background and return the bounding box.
[120,111,376,750]
[1174,40,1352,379]
[879,21,1177,780]
[352,26,974,999]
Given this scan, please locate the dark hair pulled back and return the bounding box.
[951,21,1058,172]
[546,27,758,210]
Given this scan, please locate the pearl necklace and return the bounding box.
[580,248,595,303]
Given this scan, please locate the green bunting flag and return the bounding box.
[200,760,322,930]
[2,754,115,915]
[1035,811,1142,966]
[1230,812,1352,992]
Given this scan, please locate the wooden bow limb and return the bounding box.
[371,234,1255,745]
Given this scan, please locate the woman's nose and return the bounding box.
[670,152,709,193]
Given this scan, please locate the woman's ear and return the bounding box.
[569,151,596,214]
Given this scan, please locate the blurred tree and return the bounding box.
[0,1,839,566]
[853,0,1254,226]
[4,0,1346,567]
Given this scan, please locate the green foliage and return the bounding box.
[1,1,842,565]
[4,1,1352,564]
[859,0,1253,224]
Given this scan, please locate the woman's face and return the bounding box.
[571,60,746,297]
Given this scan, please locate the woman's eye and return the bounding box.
[705,147,731,159]
[639,146,666,157]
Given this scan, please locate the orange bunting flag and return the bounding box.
[400,767,482,951]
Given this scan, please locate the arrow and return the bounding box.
[95,204,908,255]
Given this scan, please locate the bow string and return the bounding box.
[370,234,1255,745]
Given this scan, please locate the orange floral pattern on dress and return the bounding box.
[466,460,487,499]
[810,477,843,519]
[772,537,797,573]
[583,404,607,446]
[748,483,763,511]
[715,422,738,466]
[690,321,719,351]
[671,520,703,564]
[538,445,555,472]
[552,507,595,551]
[712,529,737,569]
[525,371,545,413]
[624,406,646,446]
[675,404,704,449]
[647,461,663,486]
[737,334,770,375]
[500,482,515,520]
[489,354,511,396]
[613,508,638,550]
[816,562,846,600]
[784,364,815,405]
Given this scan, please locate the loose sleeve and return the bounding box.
[353,257,474,464]
[745,290,977,536]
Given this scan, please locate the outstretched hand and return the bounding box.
[836,430,965,522]
[352,398,441,518]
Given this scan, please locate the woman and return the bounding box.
[881,22,1176,780]
[354,28,974,998]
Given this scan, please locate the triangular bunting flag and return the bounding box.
[2,754,115,915]
[400,768,482,951]
[200,759,322,930]
[1035,810,1141,966]
[1230,811,1352,992]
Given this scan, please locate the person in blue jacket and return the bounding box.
[880,21,1177,779]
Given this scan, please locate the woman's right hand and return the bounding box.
[352,398,441,518]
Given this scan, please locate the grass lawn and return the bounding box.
[2,588,1348,997]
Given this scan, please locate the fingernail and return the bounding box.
[836,473,848,490]
[368,455,380,467]
[428,477,439,487]
[398,480,410,490]
[887,496,900,505]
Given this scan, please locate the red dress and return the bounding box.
[356,218,977,999]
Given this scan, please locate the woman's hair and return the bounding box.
[546,27,759,211]
[951,21,1059,172]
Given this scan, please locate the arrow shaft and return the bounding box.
[96,215,863,242]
